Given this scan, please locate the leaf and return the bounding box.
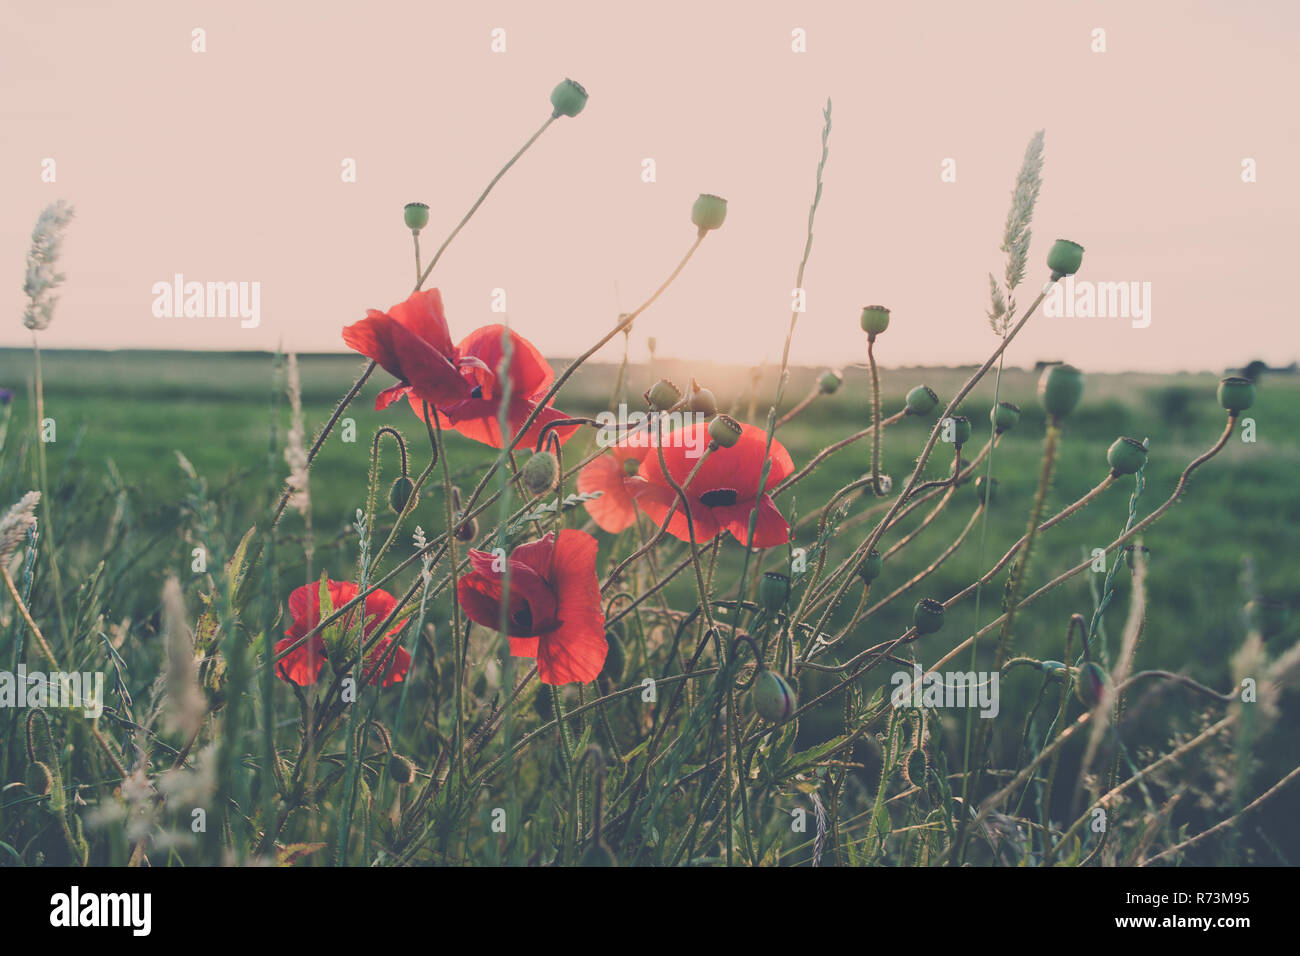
[275,842,327,867]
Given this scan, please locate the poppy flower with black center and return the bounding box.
[630,421,794,547]
[456,529,606,685]
[341,288,489,411]
[577,437,652,533]
[274,580,411,688]
[409,324,579,450]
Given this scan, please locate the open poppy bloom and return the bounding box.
[409,324,579,450]
[631,421,794,548]
[456,529,606,685]
[577,439,651,533]
[275,579,411,688]
[341,289,489,411]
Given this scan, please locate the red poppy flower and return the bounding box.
[341,289,489,411]
[456,529,606,685]
[274,579,411,688]
[577,438,651,533]
[409,324,579,450]
[630,421,794,548]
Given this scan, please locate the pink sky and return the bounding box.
[3,0,1297,372]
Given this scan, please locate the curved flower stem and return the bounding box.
[774,384,820,430]
[774,410,908,498]
[867,336,883,495]
[272,360,376,528]
[457,236,707,525]
[415,116,557,291]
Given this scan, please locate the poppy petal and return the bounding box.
[364,636,412,687]
[457,325,554,400]
[386,289,455,356]
[274,635,326,686]
[509,636,540,658]
[537,530,607,684]
[720,494,790,548]
[631,480,722,544]
[577,455,640,533]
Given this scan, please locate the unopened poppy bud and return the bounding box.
[1246,598,1290,639]
[403,202,429,232]
[860,305,890,338]
[905,384,939,416]
[647,336,657,354]
[913,598,945,635]
[1047,239,1085,279]
[550,78,588,118]
[389,476,417,514]
[600,632,626,683]
[947,415,972,447]
[708,414,743,448]
[1040,660,1067,682]
[1107,437,1147,477]
[1038,363,1084,422]
[644,379,681,411]
[533,689,553,720]
[522,451,559,496]
[759,572,791,612]
[856,548,883,583]
[688,380,717,416]
[975,475,998,504]
[1075,661,1108,708]
[579,841,618,867]
[388,754,415,785]
[991,401,1021,434]
[752,669,796,722]
[691,193,727,234]
[819,370,842,394]
[1217,376,1255,413]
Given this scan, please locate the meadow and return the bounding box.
[1,345,1296,865]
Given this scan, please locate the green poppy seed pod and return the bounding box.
[1107,437,1148,477]
[387,754,415,786]
[1246,598,1290,639]
[621,456,641,477]
[759,572,791,613]
[1038,363,1085,421]
[856,548,883,583]
[550,78,588,118]
[1075,661,1109,708]
[600,632,626,683]
[403,202,429,232]
[860,305,890,338]
[751,669,796,723]
[991,401,1021,434]
[644,378,682,411]
[389,476,417,514]
[1040,660,1067,682]
[579,841,618,867]
[688,380,717,416]
[819,369,843,394]
[708,414,743,448]
[1047,239,1085,279]
[522,451,559,496]
[905,384,939,416]
[912,598,945,636]
[690,193,728,234]
[975,475,998,504]
[948,415,972,447]
[1217,376,1255,414]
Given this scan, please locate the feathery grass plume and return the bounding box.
[988,130,1044,332]
[160,574,205,739]
[22,201,76,330]
[284,353,311,515]
[0,491,40,565]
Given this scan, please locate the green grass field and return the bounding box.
[2,347,1297,864]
